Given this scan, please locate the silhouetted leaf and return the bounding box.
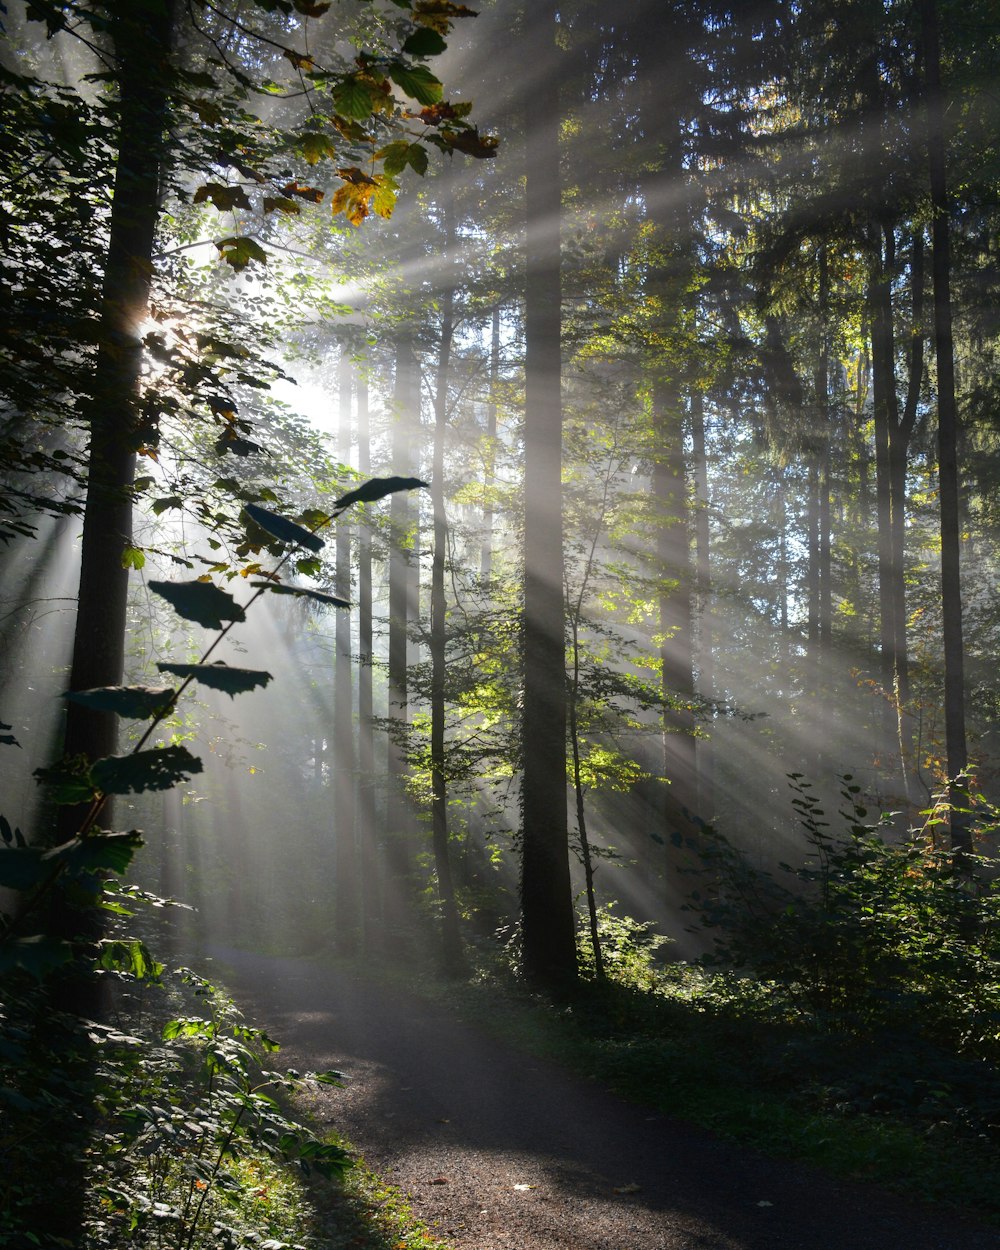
[0,935,73,980]
[244,503,325,552]
[62,686,175,719]
[250,582,350,608]
[0,721,20,748]
[150,580,246,629]
[44,831,144,875]
[333,475,428,513]
[157,661,273,696]
[0,815,16,845]
[402,26,447,56]
[34,757,99,805]
[91,746,203,795]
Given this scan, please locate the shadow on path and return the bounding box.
[209,946,999,1250]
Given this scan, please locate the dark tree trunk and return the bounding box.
[429,198,463,974]
[519,0,576,991]
[691,388,714,823]
[356,366,380,944]
[333,351,358,952]
[385,334,418,934]
[481,304,500,580]
[921,0,969,850]
[869,222,899,711]
[43,4,175,1238]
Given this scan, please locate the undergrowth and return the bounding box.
[382,775,1000,1225]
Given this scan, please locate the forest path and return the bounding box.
[210,947,998,1250]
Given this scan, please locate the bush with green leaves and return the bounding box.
[576,901,672,992]
[88,968,347,1249]
[694,774,1000,1058]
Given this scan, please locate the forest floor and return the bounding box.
[208,945,1000,1250]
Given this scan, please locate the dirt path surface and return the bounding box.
[210,947,999,1250]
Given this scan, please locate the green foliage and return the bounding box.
[576,902,672,992]
[696,776,1000,1061]
[0,966,349,1248]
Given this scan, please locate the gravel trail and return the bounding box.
[209,947,999,1250]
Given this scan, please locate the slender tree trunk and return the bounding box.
[805,458,821,688]
[568,618,603,979]
[386,334,418,934]
[921,0,969,850]
[893,229,926,790]
[691,388,714,823]
[356,366,380,945]
[58,4,173,842]
[869,223,899,711]
[44,5,175,1237]
[430,198,463,973]
[519,0,576,990]
[481,304,500,580]
[333,351,357,952]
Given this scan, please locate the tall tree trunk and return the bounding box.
[44,4,175,1238]
[921,0,969,850]
[430,198,463,973]
[890,229,926,794]
[481,304,500,580]
[868,219,918,798]
[356,365,380,945]
[519,0,576,990]
[333,351,357,952]
[58,3,173,838]
[691,387,714,823]
[568,617,603,980]
[385,334,418,935]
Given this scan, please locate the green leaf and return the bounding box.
[333,475,428,513]
[402,26,447,55]
[97,938,163,981]
[0,935,73,981]
[150,579,247,629]
[250,582,350,608]
[332,77,376,120]
[405,143,429,175]
[91,746,203,795]
[157,661,273,697]
[244,503,325,552]
[62,686,175,719]
[377,140,412,178]
[387,62,443,105]
[34,757,99,805]
[44,831,144,876]
[215,236,268,271]
[299,131,338,164]
[122,545,146,570]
